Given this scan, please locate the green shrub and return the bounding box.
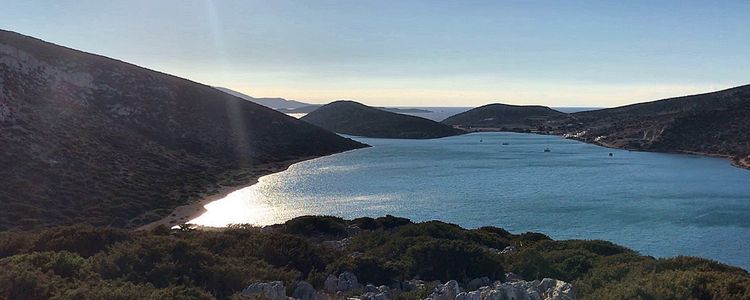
[0,218,748,299]
[508,249,554,280]
[375,215,411,229]
[282,215,348,237]
[403,239,505,282]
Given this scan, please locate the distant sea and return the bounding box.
[191,132,750,270]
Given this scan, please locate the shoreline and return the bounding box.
[460,130,750,171]
[136,156,319,231]
[138,132,748,231]
[594,141,750,171]
[545,133,750,172]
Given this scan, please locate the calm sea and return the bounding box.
[191,133,750,270]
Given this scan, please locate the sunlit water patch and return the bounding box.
[190,132,750,269]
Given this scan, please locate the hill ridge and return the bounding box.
[301,100,464,139]
[0,29,367,230]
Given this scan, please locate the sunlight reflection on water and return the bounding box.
[186,132,750,269]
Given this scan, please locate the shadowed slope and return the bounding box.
[0,30,367,230]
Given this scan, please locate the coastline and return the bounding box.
[136,156,319,231]
[563,136,750,171]
[732,155,750,170]
[466,130,749,171]
[138,132,748,231]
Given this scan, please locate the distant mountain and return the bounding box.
[563,84,750,167]
[0,30,367,230]
[441,103,566,131]
[301,101,464,139]
[214,87,310,110]
[279,104,432,114]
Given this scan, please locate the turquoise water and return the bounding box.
[191,132,750,270]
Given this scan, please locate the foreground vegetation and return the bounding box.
[1,216,748,299]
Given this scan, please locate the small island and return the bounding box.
[441,104,566,133]
[301,101,464,139]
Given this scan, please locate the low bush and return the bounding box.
[0,216,748,300]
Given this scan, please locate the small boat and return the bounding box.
[544,148,551,152]
[502,142,509,145]
[609,153,613,157]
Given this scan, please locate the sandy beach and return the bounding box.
[136,156,317,231]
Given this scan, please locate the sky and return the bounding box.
[1,0,749,107]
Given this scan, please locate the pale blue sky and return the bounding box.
[2,0,749,106]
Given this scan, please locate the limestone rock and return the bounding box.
[338,271,363,292]
[241,281,286,300]
[420,278,573,300]
[537,278,574,300]
[500,245,518,254]
[504,272,524,282]
[430,280,460,300]
[293,281,317,300]
[325,275,339,293]
[467,277,491,290]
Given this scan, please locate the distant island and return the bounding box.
[213,87,311,110]
[212,87,433,115]
[442,104,566,132]
[301,101,462,139]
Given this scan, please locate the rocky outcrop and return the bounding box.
[430,280,461,300]
[241,281,286,300]
[467,277,492,290]
[293,281,318,300]
[429,278,574,300]
[239,271,572,300]
[271,273,573,300]
[325,272,364,294]
[362,284,391,300]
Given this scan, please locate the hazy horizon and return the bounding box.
[3,0,749,107]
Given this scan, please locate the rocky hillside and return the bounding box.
[301,101,464,139]
[1,215,748,299]
[562,85,750,166]
[0,30,367,230]
[441,104,567,132]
